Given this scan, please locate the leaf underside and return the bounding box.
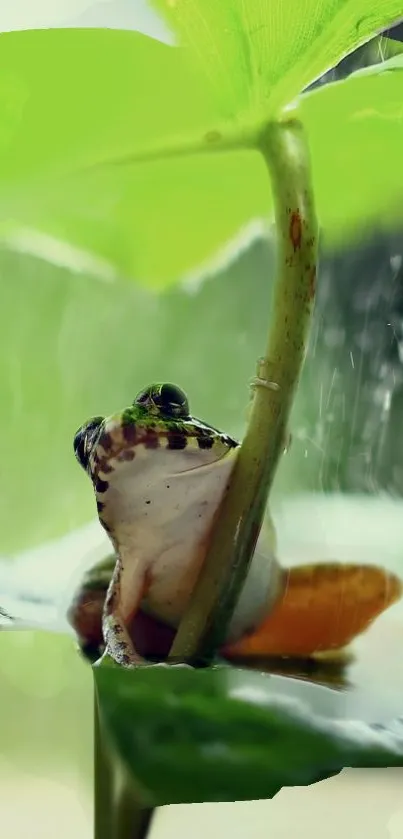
[0,11,401,287]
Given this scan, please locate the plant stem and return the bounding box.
[169,115,318,664]
[94,687,115,839]
[114,769,155,839]
[94,682,155,839]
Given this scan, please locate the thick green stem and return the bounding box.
[94,683,154,839]
[94,687,115,839]
[114,769,154,839]
[169,116,318,663]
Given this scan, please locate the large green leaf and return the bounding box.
[0,30,403,286]
[152,0,403,118]
[0,27,263,288]
[0,29,212,177]
[95,665,403,805]
[304,57,403,247]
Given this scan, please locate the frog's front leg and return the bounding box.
[102,555,151,667]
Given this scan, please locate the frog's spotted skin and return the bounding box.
[74,385,277,666]
[89,407,240,555]
[74,383,403,668]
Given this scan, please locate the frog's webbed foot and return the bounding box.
[249,359,291,454]
[103,615,145,667]
[249,356,280,395]
[102,557,152,667]
[250,376,280,392]
[66,552,116,661]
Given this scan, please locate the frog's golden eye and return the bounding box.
[134,383,189,418]
[74,416,104,470]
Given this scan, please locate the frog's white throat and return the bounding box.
[94,438,282,643]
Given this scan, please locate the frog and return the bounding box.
[73,383,403,668]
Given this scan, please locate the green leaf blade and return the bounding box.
[95,666,403,805]
[302,55,403,247]
[1,31,403,287]
[152,0,403,117]
[0,28,216,181]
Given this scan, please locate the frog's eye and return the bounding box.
[134,383,189,418]
[74,416,104,470]
[156,383,190,417]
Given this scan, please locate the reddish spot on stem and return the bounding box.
[289,211,302,252]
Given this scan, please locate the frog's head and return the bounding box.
[74,382,239,546]
[73,384,191,473]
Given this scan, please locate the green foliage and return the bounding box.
[152,0,403,118]
[0,6,401,288]
[303,56,403,248]
[95,665,403,805]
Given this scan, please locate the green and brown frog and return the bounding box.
[72,383,402,668]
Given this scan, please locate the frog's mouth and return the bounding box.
[88,416,238,483]
[74,416,105,474]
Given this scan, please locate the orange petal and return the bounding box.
[223,563,402,660]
